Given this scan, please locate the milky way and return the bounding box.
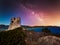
[0,0,60,26]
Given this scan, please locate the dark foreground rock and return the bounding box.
[0,27,60,45]
[24,30,60,45]
[37,36,60,45]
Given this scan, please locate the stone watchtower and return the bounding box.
[8,17,21,30]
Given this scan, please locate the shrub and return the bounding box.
[41,27,51,33]
[0,27,26,45]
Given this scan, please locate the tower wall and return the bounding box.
[8,17,21,30]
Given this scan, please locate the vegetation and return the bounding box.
[0,27,60,45]
[0,27,26,45]
[41,27,51,33]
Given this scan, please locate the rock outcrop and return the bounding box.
[23,30,60,45]
[8,17,21,30]
[37,36,60,45]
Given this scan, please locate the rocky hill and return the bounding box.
[37,36,60,45]
[0,27,26,45]
[24,30,60,45]
[0,27,60,45]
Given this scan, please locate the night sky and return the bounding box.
[0,0,60,26]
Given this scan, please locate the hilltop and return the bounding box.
[0,27,60,45]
